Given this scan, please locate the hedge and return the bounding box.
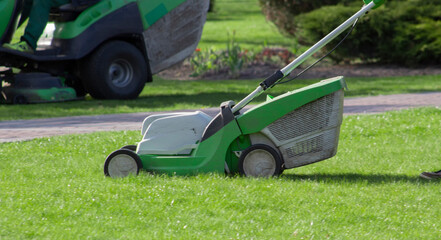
[260,0,441,65]
[259,0,352,35]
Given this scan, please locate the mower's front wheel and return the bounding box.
[120,145,137,151]
[239,144,283,177]
[104,149,143,178]
[82,41,149,99]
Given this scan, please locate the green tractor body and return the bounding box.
[0,0,209,103]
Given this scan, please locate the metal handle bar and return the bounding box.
[232,1,377,114]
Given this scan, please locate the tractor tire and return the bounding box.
[81,41,148,99]
[13,95,28,104]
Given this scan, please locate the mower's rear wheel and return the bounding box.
[104,149,143,178]
[82,41,148,99]
[239,144,283,177]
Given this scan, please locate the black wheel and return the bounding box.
[120,145,137,151]
[104,149,143,178]
[81,41,149,99]
[238,144,283,177]
[13,95,27,104]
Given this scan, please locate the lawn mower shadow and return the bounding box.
[281,173,432,184]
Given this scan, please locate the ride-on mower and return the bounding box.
[104,0,385,178]
[0,0,209,103]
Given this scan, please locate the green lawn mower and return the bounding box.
[0,0,209,103]
[104,0,385,178]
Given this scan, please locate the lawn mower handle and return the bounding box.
[363,0,385,9]
[232,0,381,114]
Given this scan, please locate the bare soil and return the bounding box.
[158,62,441,80]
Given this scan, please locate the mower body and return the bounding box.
[103,0,384,178]
[105,77,346,177]
[1,72,76,104]
[0,0,209,102]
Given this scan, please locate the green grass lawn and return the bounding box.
[3,1,440,238]
[198,0,294,51]
[1,108,440,239]
[12,0,291,50]
[1,74,441,121]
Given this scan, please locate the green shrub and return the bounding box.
[294,4,369,63]
[209,0,215,12]
[388,16,441,65]
[261,0,441,65]
[259,0,354,35]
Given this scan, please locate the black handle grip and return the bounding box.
[260,70,284,90]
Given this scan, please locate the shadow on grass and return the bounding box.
[281,173,437,184]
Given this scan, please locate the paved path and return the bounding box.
[1,92,440,143]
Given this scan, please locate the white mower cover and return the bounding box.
[137,111,212,155]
